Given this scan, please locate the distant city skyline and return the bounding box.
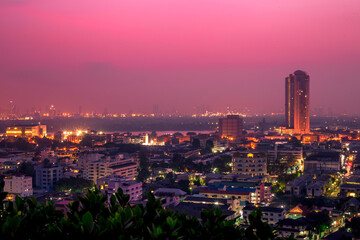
[1,1,360,115]
[0,100,347,117]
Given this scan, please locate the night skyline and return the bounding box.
[3,1,360,238]
[1,0,360,115]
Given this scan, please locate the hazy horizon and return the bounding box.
[1,0,360,115]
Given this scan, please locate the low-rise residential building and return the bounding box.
[340,176,360,197]
[304,150,342,174]
[183,195,243,216]
[153,188,187,207]
[199,186,254,203]
[208,180,272,204]
[243,206,286,225]
[169,148,201,159]
[4,175,33,198]
[171,202,236,221]
[286,175,314,196]
[2,161,20,172]
[306,175,331,197]
[97,175,142,202]
[276,218,313,240]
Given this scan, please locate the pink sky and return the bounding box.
[0,0,359,114]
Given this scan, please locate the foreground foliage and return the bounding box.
[0,182,282,240]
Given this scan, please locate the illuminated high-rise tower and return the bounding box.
[285,70,310,133]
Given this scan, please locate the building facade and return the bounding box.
[219,115,243,140]
[243,206,286,226]
[153,188,187,207]
[285,70,310,133]
[34,164,63,190]
[97,175,142,202]
[304,150,342,174]
[4,175,33,198]
[232,151,267,176]
[83,158,137,182]
[6,124,47,138]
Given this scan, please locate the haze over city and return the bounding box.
[1,0,360,115]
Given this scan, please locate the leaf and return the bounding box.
[166,216,176,229]
[82,211,94,233]
[110,194,116,207]
[133,205,143,217]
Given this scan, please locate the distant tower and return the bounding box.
[285,70,310,133]
[153,104,159,115]
[9,100,15,115]
[103,108,108,117]
[49,105,56,117]
[144,133,149,145]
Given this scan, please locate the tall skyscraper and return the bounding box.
[219,115,243,140]
[285,70,310,133]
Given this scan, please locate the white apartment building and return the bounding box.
[98,175,142,202]
[84,157,138,182]
[232,151,267,176]
[154,188,187,207]
[4,175,33,198]
[243,206,286,226]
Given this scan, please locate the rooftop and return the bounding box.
[306,150,340,161]
[243,206,285,213]
[154,188,186,196]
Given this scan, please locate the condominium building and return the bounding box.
[34,164,63,190]
[83,157,138,182]
[97,175,142,202]
[219,115,243,140]
[232,151,267,176]
[4,175,33,198]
